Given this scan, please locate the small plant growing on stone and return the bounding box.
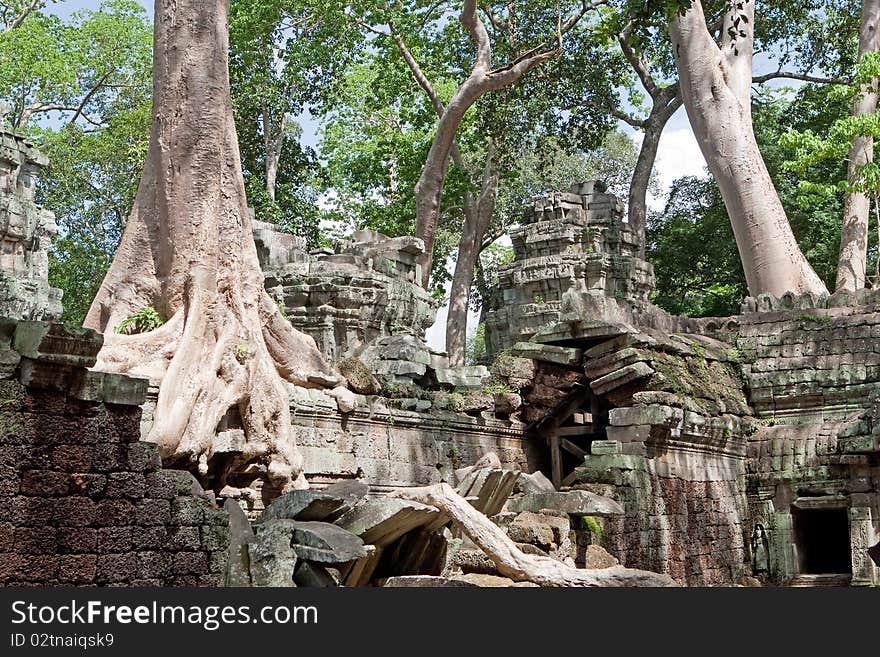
[798,312,833,326]
[235,343,251,363]
[115,307,165,335]
[581,515,604,542]
[274,296,289,321]
[534,294,545,304]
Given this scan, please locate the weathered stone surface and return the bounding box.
[286,520,367,563]
[223,499,254,587]
[383,575,477,587]
[506,490,623,517]
[510,342,583,366]
[451,573,539,587]
[434,366,490,389]
[336,357,380,395]
[335,498,442,547]
[583,544,619,569]
[259,488,359,524]
[0,131,63,321]
[506,511,571,560]
[249,520,298,587]
[293,561,338,587]
[257,226,435,368]
[516,471,555,495]
[323,479,369,501]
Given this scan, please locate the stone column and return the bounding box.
[849,496,878,586]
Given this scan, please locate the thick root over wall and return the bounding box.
[84,0,336,492]
[394,484,678,587]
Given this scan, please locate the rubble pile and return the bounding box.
[223,452,628,587]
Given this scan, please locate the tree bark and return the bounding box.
[263,110,286,203]
[413,0,569,288]
[394,483,677,586]
[836,0,880,292]
[628,88,681,257]
[84,0,334,491]
[669,0,828,298]
[446,147,499,366]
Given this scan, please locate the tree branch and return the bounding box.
[4,0,41,32]
[68,70,113,127]
[752,70,849,86]
[618,23,658,97]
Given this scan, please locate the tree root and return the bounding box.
[393,483,678,587]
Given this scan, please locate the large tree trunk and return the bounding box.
[445,149,498,366]
[669,0,827,298]
[394,484,677,586]
[629,89,681,258]
[836,0,880,292]
[84,0,334,491]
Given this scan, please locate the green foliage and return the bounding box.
[798,312,834,326]
[115,307,164,335]
[581,515,603,541]
[0,1,153,326]
[466,322,488,366]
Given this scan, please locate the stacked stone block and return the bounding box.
[485,182,655,356]
[0,130,63,321]
[257,226,435,368]
[0,319,229,587]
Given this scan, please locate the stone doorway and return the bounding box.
[793,508,852,576]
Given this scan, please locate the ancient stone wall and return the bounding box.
[0,130,62,321]
[484,181,656,357]
[723,296,880,585]
[0,319,229,586]
[141,382,541,516]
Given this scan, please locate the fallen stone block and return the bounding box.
[506,490,624,517]
[13,321,102,368]
[287,521,367,563]
[224,499,255,587]
[583,544,619,569]
[294,561,339,587]
[248,520,298,587]
[435,365,490,388]
[590,362,654,396]
[516,471,555,494]
[339,545,383,587]
[258,487,361,524]
[510,342,583,366]
[335,498,442,547]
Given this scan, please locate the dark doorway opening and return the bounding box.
[793,508,852,575]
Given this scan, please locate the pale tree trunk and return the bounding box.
[628,88,681,257]
[836,0,880,292]
[414,0,592,288]
[615,29,682,257]
[263,110,286,203]
[446,147,499,366]
[84,0,334,492]
[394,484,677,586]
[669,0,828,298]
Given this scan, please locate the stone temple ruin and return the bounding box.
[0,129,877,587]
[0,132,62,322]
